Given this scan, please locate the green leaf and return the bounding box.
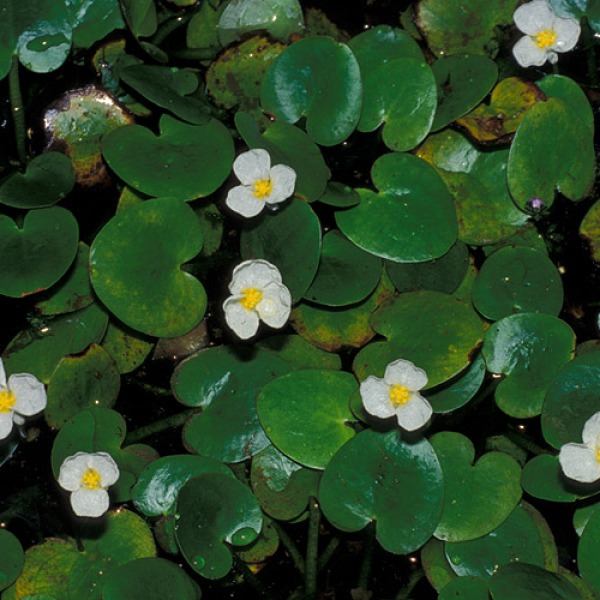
[0,152,74,209]
[175,473,263,579]
[2,510,155,600]
[256,334,342,371]
[120,0,157,38]
[90,197,206,338]
[257,370,357,469]
[578,510,600,594]
[101,321,154,374]
[472,247,564,320]
[68,0,125,49]
[261,36,362,146]
[102,115,234,200]
[132,455,233,517]
[580,199,600,263]
[174,346,290,463]
[421,538,457,592]
[319,429,444,554]
[45,343,120,428]
[2,303,109,382]
[235,112,329,203]
[318,182,360,208]
[521,454,580,502]
[336,152,457,262]
[101,557,201,600]
[431,432,522,542]
[0,207,78,298]
[0,530,24,591]
[353,291,484,389]
[240,197,322,301]
[439,577,489,600]
[482,313,575,418]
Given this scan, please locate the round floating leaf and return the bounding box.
[319,429,444,554]
[261,36,362,146]
[251,444,320,521]
[257,370,357,469]
[43,87,133,187]
[353,290,484,389]
[521,455,580,503]
[421,538,457,592]
[457,77,544,143]
[132,456,233,517]
[431,432,522,542]
[290,273,395,352]
[581,199,600,263]
[0,530,24,591]
[256,334,341,371]
[90,197,206,338]
[439,577,489,600]
[175,473,263,580]
[35,243,94,316]
[445,503,555,579]
[2,302,109,382]
[541,352,600,449]
[472,246,564,320]
[385,240,469,295]
[102,115,234,200]
[336,153,457,263]
[235,112,329,203]
[489,562,584,600]
[45,343,120,428]
[318,182,360,208]
[2,510,155,600]
[482,313,575,418]
[51,408,158,502]
[303,230,381,307]
[579,511,600,594]
[101,320,154,374]
[119,65,209,125]
[508,82,595,210]
[69,0,125,49]
[0,207,78,298]
[235,517,279,565]
[431,54,497,131]
[175,347,290,463]
[574,500,600,536]
[240,198,321,301]
[415,0,519,57]
[0,152,74,209]
[101,557,201,600]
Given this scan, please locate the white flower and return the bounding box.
[0,358,47,440]
[559,412,600,484]
[223,259,292,339]
[512,0,581,67]
[58,451,120,517]
[225,149,296,218]
[359,359,432,432]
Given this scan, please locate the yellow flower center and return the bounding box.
[253,178,273,199]
[389,384,411,408]
[0,390,15,413]
[534,29,557,49]
[595,448,600,464]
[81,468,103,490]
[240,287,263,310]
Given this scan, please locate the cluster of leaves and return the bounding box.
[1,0,600,598]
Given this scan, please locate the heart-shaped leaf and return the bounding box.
[102,115,234,200]
[0,207,78,298]
[0,530,24,592]
[90,197,206,338]
[521,455,580,502]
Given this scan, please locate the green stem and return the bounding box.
[357,524,375,591]
[125,377,173,397]
[305,498,320,600]
[395,568,425,600]
[9,56,26,165]
[505,428,547,457]
[317,536,340,573]
[124,408,197,444]
[151,13,193,47]
[272,521,305,574]
[233,556,276,600]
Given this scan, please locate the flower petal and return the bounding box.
[225,185,265,218]
[581,412,600,447]
[8,374,47,416]
[87,452,120,487]
[233,149,271,185]
[558,442,600,483]
[394,393,433,432]
[229,259,283,294]
[70,488,110,518]
[383,359,427,390]
[223,296,260,339]
[0,413,13,440]
[265,164,297,205]
[360,376,395,419]
[512,35,549,67]
[0,359,7,390]
[257,281,292,329]
[552,16,581,52]
[58,453,91,491]
[514,0,555,34]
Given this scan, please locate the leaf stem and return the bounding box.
[395,568,425,600]
[272,521,305,574]
[151,13,193,47]
[305,498,321,599]
[9,56,26,165]
[233,555,276,600]
[357,524,375,591]
[317,536,340,573]
[504,427,548,457]
[124,408,197,444]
